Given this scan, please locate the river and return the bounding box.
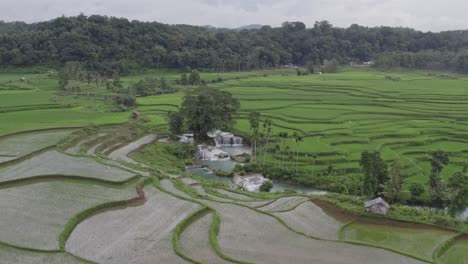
[188,145,467,220]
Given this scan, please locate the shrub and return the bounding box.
[113,94,136,111]
[259,181,273,192]
[306,61,315,74]
[215,170,234,177]
[323,59,339,73]
[409,183,425,197]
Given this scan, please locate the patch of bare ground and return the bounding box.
[66,186,201,264]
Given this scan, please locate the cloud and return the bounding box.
[0,0,467,31]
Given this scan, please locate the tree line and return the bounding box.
[1,15,468,73]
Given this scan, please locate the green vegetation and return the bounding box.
[1,53,468,263]
[439,237,468,264]
[342,219,455,262]
[2,16,468,75]
[178,86,239,140]
[360,151,388,197]
[0,122,465,263]
[259,181,273,192]
[137,68,468,206]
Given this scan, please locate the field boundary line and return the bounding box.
[172,207,211,264]
[0,127,81,140]
[0,174,142,189]
[267,199,312,213]
[59,180,148,250]
[0,145,56,168]
[338,219,357,240]
[209,211,254,264]
[151,175,250,264]
[432,232,463,263]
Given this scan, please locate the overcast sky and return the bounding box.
[1,0,467,32]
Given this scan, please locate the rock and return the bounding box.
[218,152,229,159]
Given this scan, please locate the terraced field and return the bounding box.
[1,67,468,263]
[138,69,468,191]
[0,126,466,263]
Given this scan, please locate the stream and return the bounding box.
[187,139,467,220]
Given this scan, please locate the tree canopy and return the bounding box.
[360,151,388,197]
[1,15,468,73]
[179,86,239,140]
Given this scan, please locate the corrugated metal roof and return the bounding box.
[364,197,390,208]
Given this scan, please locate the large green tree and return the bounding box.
[380,159,403,203]
[248,111,261,164]
[180,86,239,141]
[447,172,468,212]
[360,151,388,197]
[3,15,468,72]
[168,111,185,136]
[428,150,449,189]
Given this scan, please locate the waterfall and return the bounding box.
[196,145,229,160]
[210,131,244,147]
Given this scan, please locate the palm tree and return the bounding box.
[278,132,289,169]
[249,111,261,165]
[261,119,273,168]
[311,154,318,177]
[292,132,303,173]
[274,144,281,168]
[285,146,290,170]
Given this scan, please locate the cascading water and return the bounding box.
[196,145,229,161]
[210,130,244,147]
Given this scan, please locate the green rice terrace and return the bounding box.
[0,68,468,263]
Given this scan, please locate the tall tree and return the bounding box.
[447,171,468,213]
[168,111,185,136]
[292,131,303,173]
[428,150,449,189]
[260,119,273,167]
[380,159,403,203]
[58,61,84,91]
[188,70,201,85]
[248,111,261,165]
[278,132,289,169]
[180,86,239,141]
[360,151,388,197]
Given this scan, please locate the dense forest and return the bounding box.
[1,15,468,73]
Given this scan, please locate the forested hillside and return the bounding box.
[1,15,468,73]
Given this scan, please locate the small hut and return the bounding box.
[132,111,140,119]
[364,197,390,215]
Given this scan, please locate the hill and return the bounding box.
[0,15,468,73]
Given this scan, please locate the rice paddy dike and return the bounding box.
[0,126,466,264]
[1,68,468,263]
[137,68,468,200]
